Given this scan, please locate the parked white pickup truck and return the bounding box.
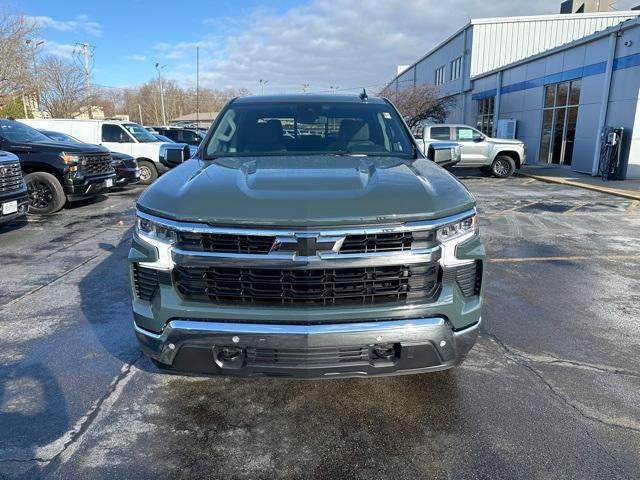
[414,124,526,177]
[20,119,191,184]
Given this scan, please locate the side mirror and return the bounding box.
[474,135,485,142]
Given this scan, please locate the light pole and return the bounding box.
[258,79,269,95]
[330,85,339,94]
[302,83,310,93]
[155,63,167,125]
[25,39,45,117]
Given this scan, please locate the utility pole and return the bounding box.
[196,47,199,128]
[330,85,339,94]
[258,79,269,95]
[138,104,143,125]
[302,83,310,93]
[155,63,167,125]
[25,39,45,117]
[74,42,95,118]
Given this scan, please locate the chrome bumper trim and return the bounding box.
[134,317,481,376]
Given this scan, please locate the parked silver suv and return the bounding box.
[414,124,526,177]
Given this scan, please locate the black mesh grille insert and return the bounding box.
[176,232,276,254]
[0,162,23,193]
[246,346,370,367]
[176,230,435,255]
[79,153,115,176]
[174,263,440,306]
[455,261,482,297]
[133,264,160,301]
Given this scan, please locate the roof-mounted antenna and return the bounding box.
[359,88,368,102]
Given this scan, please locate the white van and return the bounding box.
[19,119,190,184]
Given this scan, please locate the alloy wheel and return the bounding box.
[27,180,54,210]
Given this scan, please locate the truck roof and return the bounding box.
[232,94,387,104]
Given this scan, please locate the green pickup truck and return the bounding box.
[129,94,485,378]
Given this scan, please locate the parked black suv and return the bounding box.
[148,126,204,147]
[0,150,29,225]
[0,119,116,213]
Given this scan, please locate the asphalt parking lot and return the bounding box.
[1,171,639,479]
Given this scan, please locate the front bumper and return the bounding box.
[114,166,141,185]
[65,172,117,200]
[136,317,480,378]
[0,189,29,224]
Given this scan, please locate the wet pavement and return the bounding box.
[1,171,639,479]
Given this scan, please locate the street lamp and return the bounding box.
[258,79,269,95]
[155,62,167,125]
[25,39,45,117]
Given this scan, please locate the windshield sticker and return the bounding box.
[458,129,473,140]
[382,112,392,119]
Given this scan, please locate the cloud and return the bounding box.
[125,55,147,62]
[27,14,102,36]
[153,39,218,61]
[41,40,76,59]
[182,0,579,92]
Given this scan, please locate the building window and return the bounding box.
[435,66,445,85]
[539,79,581,166]
[475,97,494,136]
[450,57,462,80]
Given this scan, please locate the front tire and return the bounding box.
[491,155,516,178]
[24,172,66,214]
[138,160,158,185]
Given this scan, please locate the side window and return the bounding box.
[102,124,129,142]
[430,126,450,140]
[455,127,482,142]
[164,130,179,141]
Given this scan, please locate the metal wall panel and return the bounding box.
[470,14,639,77]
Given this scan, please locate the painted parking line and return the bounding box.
[488,201,541,217]
[522,178,537,185]
[627,200,639,214]
[489,254,640,264]
[563,202,588,214]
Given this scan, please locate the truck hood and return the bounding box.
[28,141,109,154]
[137,155,475,227]
[486,137,523,145]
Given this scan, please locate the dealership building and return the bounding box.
[387,8,640,178]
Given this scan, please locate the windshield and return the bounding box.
[0,120,54,143]
[204,100,414,158]
[122,123,158,143]
[42,130,82,143]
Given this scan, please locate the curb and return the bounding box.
[517,172,640,201]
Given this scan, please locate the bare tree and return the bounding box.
[379,84,456,128]
[38,56,86,118]
[0,11,36,104]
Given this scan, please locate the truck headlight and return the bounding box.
[136,215,177,244]
[436,213,478,266]
[436,214,477,243]
[60,152,81,166]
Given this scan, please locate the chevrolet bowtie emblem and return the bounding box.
[271,235,345,256]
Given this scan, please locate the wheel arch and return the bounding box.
[21,163,66,185]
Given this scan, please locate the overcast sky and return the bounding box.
[17,0,640,94]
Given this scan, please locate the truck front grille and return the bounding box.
[0,162,23,193]
[173,263,440,306]
[175,230,435,255]
[177,232,275,254]
[79,153,114,176]
[340,231,434,253]
[246,345,370,367]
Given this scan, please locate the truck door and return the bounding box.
[101,124,134,156]
[454,126,490,166]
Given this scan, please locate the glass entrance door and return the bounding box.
[539,80,580,165]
